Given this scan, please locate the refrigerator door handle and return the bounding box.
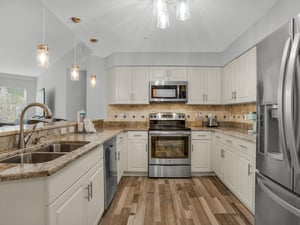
[277,37,292,163]
[284,33,300,174]
[257,174,300,217]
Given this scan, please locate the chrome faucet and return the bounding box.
[18,102,52,149]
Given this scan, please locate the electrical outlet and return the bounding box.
[69,126,75,133]
[60,127,67,135]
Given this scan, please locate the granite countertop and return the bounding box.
[0,126,255,181]
[0,128,123,181]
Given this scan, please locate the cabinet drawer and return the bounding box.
[223,136,235,147]
[192,131,211,140]
[235,139,255,156]
[127,131,148,140]
[214,133,225,142]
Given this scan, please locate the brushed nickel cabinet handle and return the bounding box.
[134,134,142,137]
[85,184,90,201]
[226,139,232,143]
[248,163,252,176]
[90,182,93,199]
[240,144,248,149]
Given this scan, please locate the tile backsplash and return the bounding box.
[107,103,256,124]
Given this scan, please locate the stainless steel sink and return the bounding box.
[0,152,66,164]
[35,141,90,153]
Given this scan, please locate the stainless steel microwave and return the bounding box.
[149,81,188,102]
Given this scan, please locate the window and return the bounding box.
[0,86,27,123]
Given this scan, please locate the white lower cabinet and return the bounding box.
[223,147,238,193]
[0,144,104,225]
[116,132,126,183]
[48,161,103,225]
[48,149,104,225]
[212,133,255,212]
[214,141,225,179]
[191,131,212,173]
[127,131,148,172]
[236,152,255,210]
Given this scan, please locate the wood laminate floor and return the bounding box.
[99,176,254,225]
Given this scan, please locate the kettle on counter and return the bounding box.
[205,114,218,127]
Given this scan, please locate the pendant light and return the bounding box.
[37,1,49,68]
[153,0,190,29]
[90,75,97,87]
[176,0,190,21]
[70,34,79,81]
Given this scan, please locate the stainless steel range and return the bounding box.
[148,112,191,178]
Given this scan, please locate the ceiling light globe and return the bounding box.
[176,0,190,21]
[37,45,49,68]
[70,64,80,81]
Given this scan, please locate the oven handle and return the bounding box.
[148,131,191,136]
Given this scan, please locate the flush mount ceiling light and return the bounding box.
[153,0,190,29]
[90,38,98,43]
[71,17,81,23]
[90,74,97,87]
[37,1,49,68]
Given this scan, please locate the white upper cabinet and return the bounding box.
[187,67,221,104]
[150,67,187,81]
[108,67,149,104]
[222,47,257,104]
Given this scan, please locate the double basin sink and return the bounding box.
[0,141,90,164]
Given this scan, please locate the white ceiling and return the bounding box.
[0,0,280,77]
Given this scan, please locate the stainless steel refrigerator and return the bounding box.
[255,14,300,224]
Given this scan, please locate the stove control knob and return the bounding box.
[154,115,157,118]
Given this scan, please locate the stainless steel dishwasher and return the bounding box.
[103,137,117,209]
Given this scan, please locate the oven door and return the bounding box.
[148,130,191,165]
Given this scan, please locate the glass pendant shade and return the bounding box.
[153,0,167,16]
[90,74,96,87]
[176,0,190,21]
[157,10,170,29]
[70,64,80,81]
[37,44,49,68]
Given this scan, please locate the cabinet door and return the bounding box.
[127,140,148,172]
[187,67,205,104]
[223,61,236,104]
[87,162,104,225]
[115,67,132,104]
[191,140,211,172]
[150,67,168,81]
[48,180,86,225]
[214,142,225,179]
[224,148,238,193]
[204,68,221,104]
[132,67,149,104]
[168,67,187,81]
[237,153,254,210]
[236,48,257,103]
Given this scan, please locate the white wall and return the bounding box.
[86,55,107,120]
[222,0,300,64]
[105,52,222,69]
